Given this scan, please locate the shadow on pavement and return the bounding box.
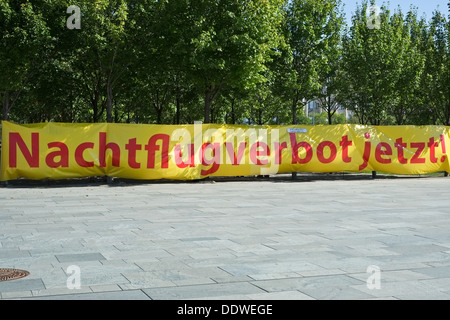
[1,171,448,189]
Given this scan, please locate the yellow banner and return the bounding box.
[1,121,449,181]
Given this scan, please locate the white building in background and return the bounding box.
[305,100,320,123]
[305,100,353,124]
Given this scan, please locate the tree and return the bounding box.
[56,0,130,123]
[282,0,344,125]
[185,0,285,123]
[126,0,197,124]
[339,1,396,125]
[314,0,345,124]
[423,10,450,125]
[386,8,426,125]
[0,1,52,121]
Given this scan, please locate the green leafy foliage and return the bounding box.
[1,0,448,126]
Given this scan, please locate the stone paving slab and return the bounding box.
[28,289,151,300]
[0,278,45,293]
[1,174,450,300]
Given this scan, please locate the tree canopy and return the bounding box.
[1,0,449,126]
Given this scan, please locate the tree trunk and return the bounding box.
[204,90,213,124]
[2,91,10,121]
[156,108,162,124]
[446,103,450,126]
[291,91,299,180]
[258,106,263,125]
[231,98,236,124]
[292,97,298,125]
[106,78,113,123]
[327,96,333,124]
[204,82,224,124]
[176,93,181,125]
[92,104,98,123]
[92,92,99,123]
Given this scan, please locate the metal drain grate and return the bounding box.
[0,268,30,282]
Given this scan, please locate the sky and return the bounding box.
[342,0,447,25]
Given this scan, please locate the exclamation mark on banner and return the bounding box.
[440,134,447,162]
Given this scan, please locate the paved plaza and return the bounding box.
[1,173,450,300]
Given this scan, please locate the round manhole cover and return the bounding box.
[0,268,30,282]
